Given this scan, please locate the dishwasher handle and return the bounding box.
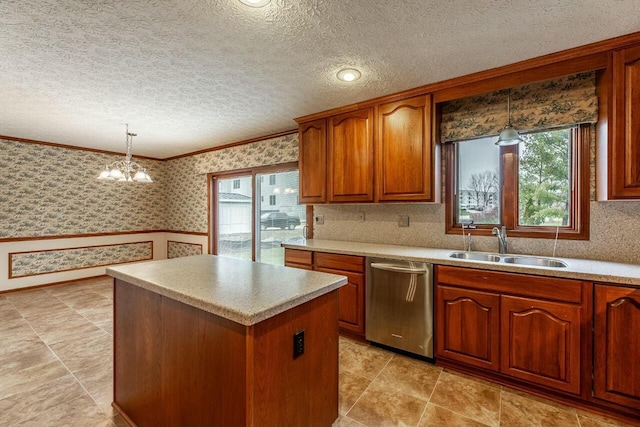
[370,262,427,274]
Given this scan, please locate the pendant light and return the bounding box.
[97,124,153,182]
[495,88,523,146]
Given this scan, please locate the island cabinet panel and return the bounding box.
[611,45,640,198]
[436,285,500,371]
[298,119,327,203]
[114,279,339,427]
[501,296,582,394]
[327,108,374,203]
[594,284,640,409]
[376,94,433,201]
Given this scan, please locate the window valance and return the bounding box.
[440,72,598,143]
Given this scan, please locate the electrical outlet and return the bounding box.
[293,330,305,359]
[398,215,410,227]
[357,212,365,222]
[314,215,324,225]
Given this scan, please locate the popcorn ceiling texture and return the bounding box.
[2,0,640,158]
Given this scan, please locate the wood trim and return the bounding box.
[294,30,640,124]
[0,134,163,161]
[0,274,113,295]
[305,205,314,239]
[164,129,298,160]
[112,402,137,427]
[0,230,166,243]
[164,230,208,236]
[166,240,204,259]
[8,241,153,279]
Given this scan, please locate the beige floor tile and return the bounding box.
[333,414,367,427]
[339,342,392,380]
[48,329,112,373]
[0,360,69,401]
[576,410,640,427]
[13,393,114,427]
[339,370,371,415]
[502,386,576,412]
[0,303,22,322]
[0,374,87,425]
[418,403,489,427]
[59,291,110,312]
[77,299,113,324]
[7,291,69,318]
[112,414,129,427]
[94,319,114,336]
[374,354,441,401]
[429,371,501,426]
[74,364,112,394]
[500,390,580,427]
[347,381,427,427]
[0,340,59,377]
[443,367,502,389]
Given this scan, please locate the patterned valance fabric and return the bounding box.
[440,72,598,143]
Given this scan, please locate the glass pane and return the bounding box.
[518,128,571,227]
[456,137,501,225]
[217,176,253,260]
[256,170,306,266]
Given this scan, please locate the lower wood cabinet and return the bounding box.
[436,265,585,396]
[285,249,366,338]
[594,284,640,408]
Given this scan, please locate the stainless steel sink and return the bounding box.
[502,256,568,268]
[449,252,501,262]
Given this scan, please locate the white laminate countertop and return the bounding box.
[106,255,347,326]
[282,239,640,287]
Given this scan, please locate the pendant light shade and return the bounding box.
[97,125,153,183]
[495,89,523,146]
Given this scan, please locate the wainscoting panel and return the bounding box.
[167,241,203,259]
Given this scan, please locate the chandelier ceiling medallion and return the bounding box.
[97,124,153,182]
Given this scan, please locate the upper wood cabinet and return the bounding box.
[376,94,433,201]
[594,284,640,409]
[610,45,640,198]
[299,119,327,203]
[327,108,374,203]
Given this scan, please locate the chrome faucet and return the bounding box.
[492,226,508,254]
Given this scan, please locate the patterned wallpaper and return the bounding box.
[10,241,153,278]
[167,241,203,259]
[164,132,298,233]
[0,138,166,238]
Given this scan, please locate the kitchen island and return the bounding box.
[106,255,347,427]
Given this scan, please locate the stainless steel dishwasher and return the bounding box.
[366,258,433,358]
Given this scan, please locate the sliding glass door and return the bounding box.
[212,163,305,265]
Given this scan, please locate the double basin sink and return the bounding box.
[449,251,568,268]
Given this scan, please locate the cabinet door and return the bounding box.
[436,285,500,371]
[594,285,640,408]
[611,45,640,198]
[501,296,581,394]
[328,108,374,202]
[316,267,365,336]
[376,94,433,201]
[298,119,327,203]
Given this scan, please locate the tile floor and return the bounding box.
[0,277,636,427]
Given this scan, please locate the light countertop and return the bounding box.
[282,239,640,287]
[106,255,347,326]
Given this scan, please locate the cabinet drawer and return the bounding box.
[315,252,365,273]
[436,265,583,303]
[284,249,313,266]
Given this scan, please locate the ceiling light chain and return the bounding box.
[97,124,153,183]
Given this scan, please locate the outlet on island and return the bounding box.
[314,215,324,225]
[293,329,305,359]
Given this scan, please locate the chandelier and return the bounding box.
[97,124,153,182]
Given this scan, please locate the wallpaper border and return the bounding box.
[167,240,204,259]
[8,241,154,279]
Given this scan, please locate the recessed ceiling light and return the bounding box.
[239,0,271,7]
[336,68,362,82]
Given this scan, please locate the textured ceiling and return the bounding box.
[1,0,639,158]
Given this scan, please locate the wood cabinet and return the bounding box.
[295,94,437,204]
[435,265,585,396]
[594,284,640,408]
[327,108,374,203]
[298,119,327,203]
[284,249,366,337]
[609,45,640,198]
[376,94,433,201]
[436,285,500,371]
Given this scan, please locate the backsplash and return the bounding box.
[313,201,640,264]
